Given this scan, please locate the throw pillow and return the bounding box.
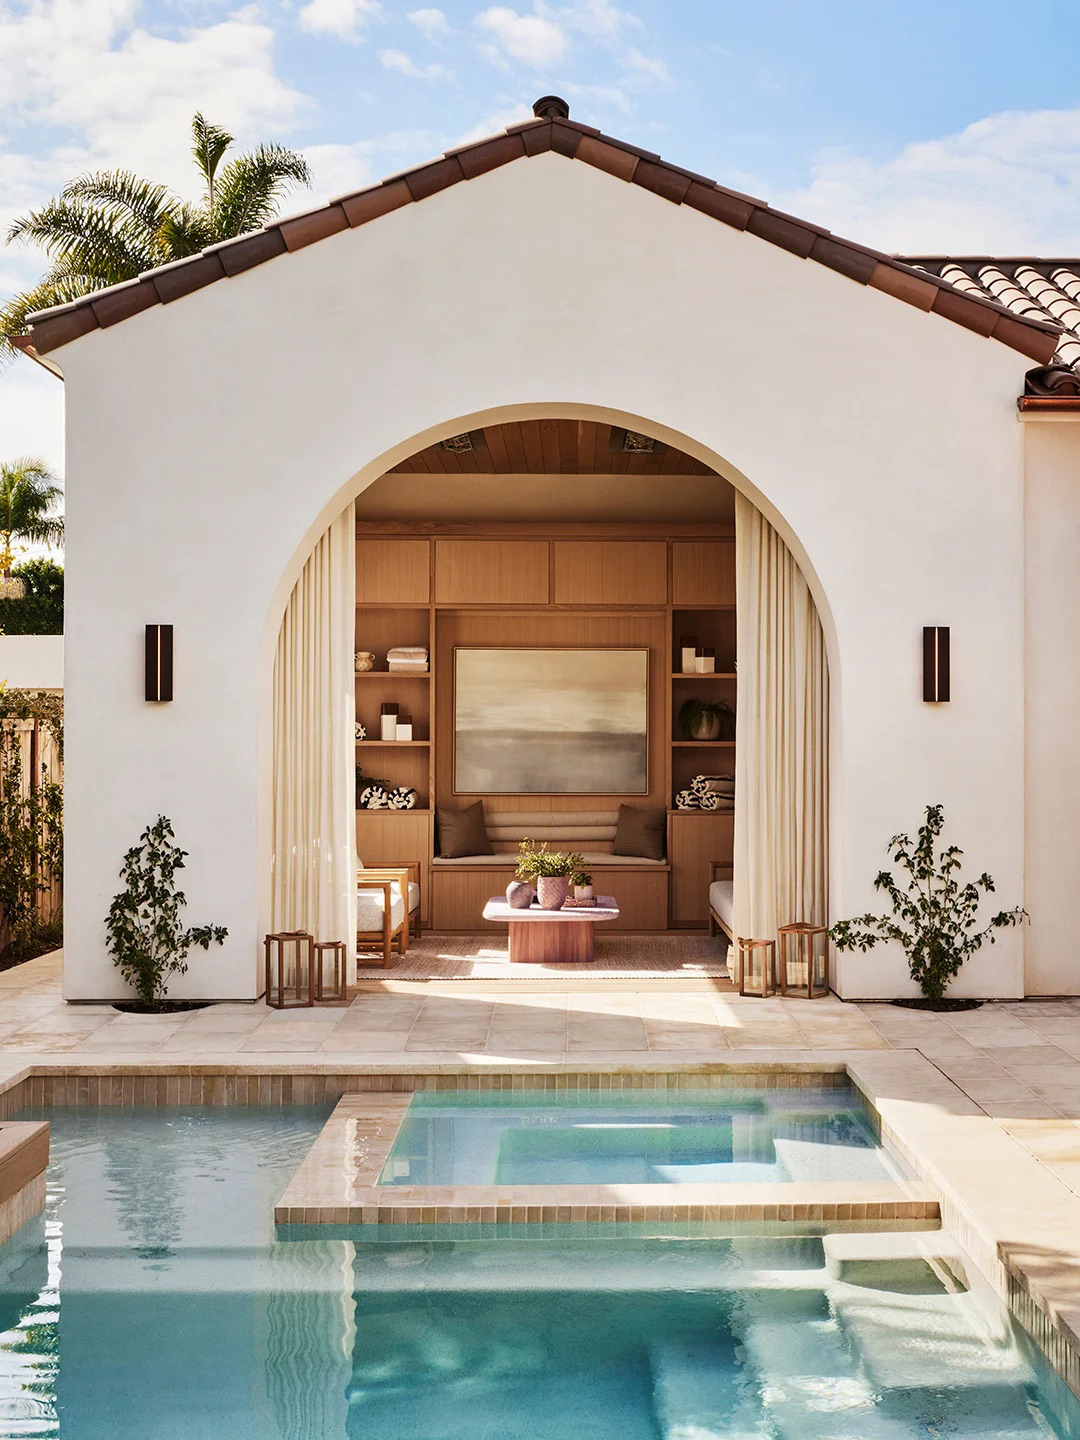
[437,801,493,859]
[612,804,666,861]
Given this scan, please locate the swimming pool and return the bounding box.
[0,1106,1073,1440]
[378,1086,900,1186]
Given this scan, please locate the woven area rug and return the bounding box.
[356,933,731,980]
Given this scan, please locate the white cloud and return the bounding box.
[452,103,534,148]
[621,47,671,89]
[775,105,1080,254]
[557,0,638,40]
[379,47,449,81]
[475,5,567,69]
[296,0,382,42]
[407,7,450,41]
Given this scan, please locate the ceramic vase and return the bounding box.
[573,884,594,903]
[536,875,569,911]
[354,651,375,673]
[506,881,535,909]
[689,712,721,741]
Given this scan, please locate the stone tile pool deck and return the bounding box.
[5,950,1080,1396]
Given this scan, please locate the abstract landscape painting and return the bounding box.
[454,648,649,794]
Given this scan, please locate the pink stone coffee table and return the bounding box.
[481,895,620,964]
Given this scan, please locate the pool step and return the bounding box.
[649,1336,765,1440]
[822,1229,968,1290]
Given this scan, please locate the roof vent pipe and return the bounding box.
[533,95,570,120]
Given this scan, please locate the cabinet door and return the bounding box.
[669,812,734,928]
[672,541,735,607]
[435,540,549,605]
[552,541,667,605]
[356,540,431,605]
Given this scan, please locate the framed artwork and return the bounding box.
[453,647,649,794]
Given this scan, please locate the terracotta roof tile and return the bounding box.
[907,257,1080,381]
[20,99,1066,377]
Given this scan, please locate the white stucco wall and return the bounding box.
[55,152,1038,1000]
[0,635,63,691]
[1023,418,1080,995]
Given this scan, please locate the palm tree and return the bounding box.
[0,459,63,587]
[1,114,311,359]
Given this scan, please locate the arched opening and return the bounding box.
[261,404,836,984]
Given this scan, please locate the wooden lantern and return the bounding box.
[264,931,315,1008]
[314,939,347,1003]
[777,922,830,999]
[737,937,776,998]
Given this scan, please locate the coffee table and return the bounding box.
[481,895,620,964]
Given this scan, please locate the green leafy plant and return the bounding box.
[830,804,1026,1005]
[516,839,585,882]
[2,115,311,360]
[0,687,63,958]
[0,558,63,635]
[678,697,735,740]
[105,816,227,1010]
[0,458,63,578]
[573,870,593,889]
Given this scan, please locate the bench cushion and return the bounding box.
[356,881,420,931]
[432,853,667,867]
[709,879,734,930]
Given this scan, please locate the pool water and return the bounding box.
[379,1087,900,1186]
[0,1106,1073,1440]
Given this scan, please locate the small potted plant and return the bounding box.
[572,870,594,905]
[830,804,1026,1010]
[516,839,585,911]
[679,697,735,742]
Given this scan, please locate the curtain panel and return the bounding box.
[271,507,356,956]
[734,494,829,947]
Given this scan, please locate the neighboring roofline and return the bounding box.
[9,334,64,380]
[19,103,1063,367]
[904,256,1080,269]
[1017,395,1080,413]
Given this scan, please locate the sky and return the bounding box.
[1,0,1078,501]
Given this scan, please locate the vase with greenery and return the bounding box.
[679,697,735,742]
[829,804,1026,1008]
[516,839,585,911]
[105,816,227,1012]
[572,869,594,903]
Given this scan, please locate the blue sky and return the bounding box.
[1,0,1078,488]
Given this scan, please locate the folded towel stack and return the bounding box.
[676,774,736,810]
[387,645,429,674]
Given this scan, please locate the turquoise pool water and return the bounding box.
[379,1086,899,1186]
[0,1106,1073,1440]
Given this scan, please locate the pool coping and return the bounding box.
[3,1050,1080,1400]
[272,1091,938,1227]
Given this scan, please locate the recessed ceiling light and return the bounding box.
[441,433,474,453]
[623,430,655,453]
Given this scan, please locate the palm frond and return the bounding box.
[0,460,64,551]
[0,269,103,365]
[6,196,161,283]
[210,145,312,239]
[155,204,215,259]
[192,113,233,196]
[62,171,178,237]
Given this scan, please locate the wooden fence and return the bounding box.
[0,716,62,953]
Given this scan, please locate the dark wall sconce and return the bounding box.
[145,624,173,702]
[923,626,950,702]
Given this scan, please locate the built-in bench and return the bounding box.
[431,810,670,931]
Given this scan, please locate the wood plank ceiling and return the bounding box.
[389,420,716,475]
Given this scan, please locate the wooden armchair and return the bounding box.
[356,863,421,969]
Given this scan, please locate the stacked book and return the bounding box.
[387,646,428,674]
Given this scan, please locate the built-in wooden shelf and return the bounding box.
[356,807,431,815]
[356,740,430,747]
[670,672,737,680]
[354,671,430,680]
[671,740,736,748]
[668,807,735,816]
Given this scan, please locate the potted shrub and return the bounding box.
[679,698,735,742]
[516,839,585,911]
[105,816,228,1012]
[830,804,1026,1010]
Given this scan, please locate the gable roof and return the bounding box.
[18,98,1064,372]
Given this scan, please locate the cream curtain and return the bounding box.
[271,507,356,955]
[734,493,829,945]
